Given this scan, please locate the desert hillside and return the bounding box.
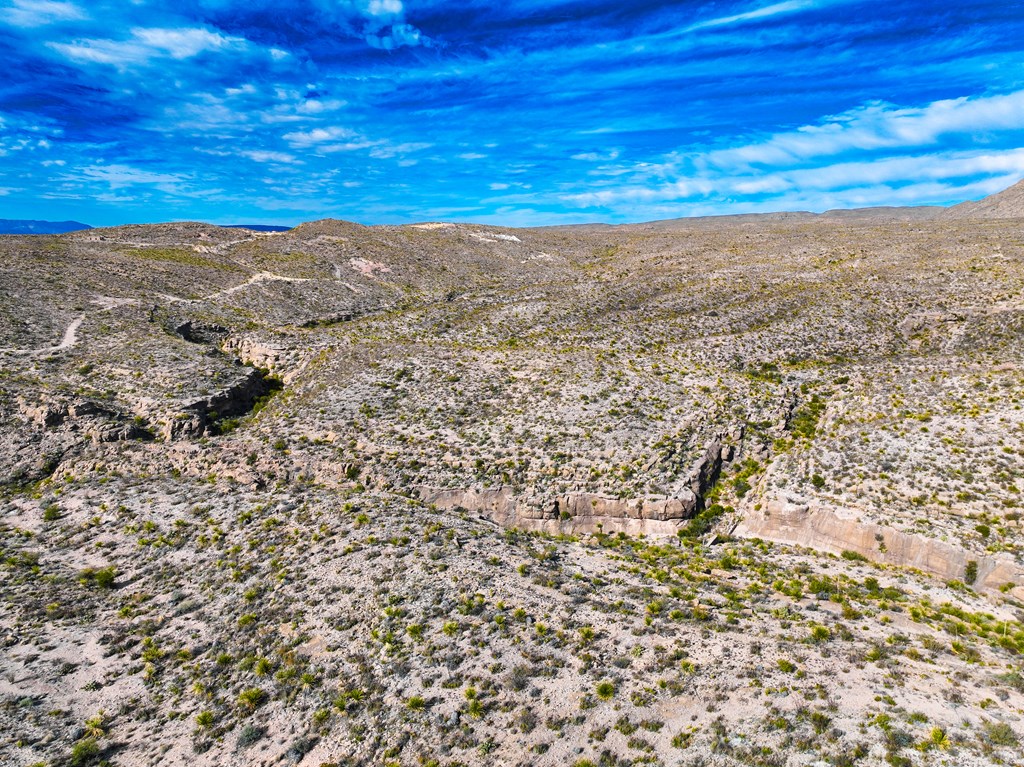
[942,179,1024,220]
[1,186,1024,766]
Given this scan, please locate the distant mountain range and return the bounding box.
[0,219,93,235]
[0,220,294,235]
[219,224,293,232]
[2,179,1021,235]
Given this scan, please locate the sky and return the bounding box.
[2,0,1024,227]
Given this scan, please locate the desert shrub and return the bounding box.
[407,695,426,711]
[237,688,266,710]
[287,736,319,761]
[679,504,728,539]
[79,566,116,589]
[516,707,538,733]
[237,724,266,748]
[998,671,1024,692]
[982,720,1019,746]
[810,625,831,642]
[70,738,100,765]
[810,711,832,733]
[923,727,950,751]
[791,393,827,439]
[508,665,532,691]
[614,716,637,735]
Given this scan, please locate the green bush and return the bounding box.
[791,393,827,439]
[407,695,426,711]
[70,738,100,765]
[678,504,728,539]
[982,720,1019,746]
[237,688,266,710]
[79,566,116,590]
[237,724,266,748]
[810,625,831,642]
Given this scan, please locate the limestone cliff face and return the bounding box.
[416,485,700,536]
[415,436,730,536]
[734,498,1024,599]
[160,367,273,440]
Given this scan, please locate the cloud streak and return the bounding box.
[705,90,1024,169]
[3,0,86,27]
[49,26,247,67]
[685,0,817,32]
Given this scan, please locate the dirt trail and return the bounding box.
[0,296,139,356]
[215,271,313,297]
[0,314,84,356]
[0,270,318,356]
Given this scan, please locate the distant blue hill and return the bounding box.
[0,219,93,234]
[220,224,292,232]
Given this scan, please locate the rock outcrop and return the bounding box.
[17,395,149,443]
[1,395,151,487]
[734,497,1024,599]
[161,367,276,440]
[417,485,701,535]
[417,437,732,535]
[172,320,229,344]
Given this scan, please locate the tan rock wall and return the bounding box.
[734,498,1024,598]
[416,485,699,537]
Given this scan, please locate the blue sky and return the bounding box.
[2,0,1024,226]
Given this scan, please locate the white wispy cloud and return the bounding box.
[706,89,1024,169]
[241,150,300,164]
[312,0,432,49]
[49,26,245,67]
[561,148,1024,209]
[685,0,816,32]
[366,22,425,49]
[370,142,433,159]
[366,0,403,15]
[283,126,358,146]
[571,149,621,162]
[3,0,86,27]
[556,89,1024,212]
[75,164,189,192]
[296,99,347,114]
